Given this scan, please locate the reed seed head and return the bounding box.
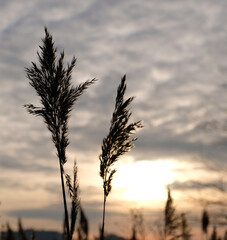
[99,75,143,197]
[25,27,96,166]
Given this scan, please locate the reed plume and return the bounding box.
[18,218,28,240]
[25,27,95,240]
[180,213,191,240]
[6,223,15,240]
[211,226,217,240]
[164,187,179,240]
[202,209,209,240]
[99,75,143,240]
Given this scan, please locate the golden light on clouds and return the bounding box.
[1,0,227,237]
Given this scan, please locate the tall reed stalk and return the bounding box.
[99,75,143,240]
[25,28,95,240]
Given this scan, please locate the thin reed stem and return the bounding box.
[101,185,107,240]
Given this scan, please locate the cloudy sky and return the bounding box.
[0,0,227,238]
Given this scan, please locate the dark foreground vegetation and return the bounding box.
[2,187,227,240]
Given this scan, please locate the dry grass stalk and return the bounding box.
[99,75,143,240]
[18,218,28,240]
[77,206,89,240]
[6,223,15,240]
[164,187,179,240]
[69,161,80,239]
[180,213,192,240]
[25,27,95,240]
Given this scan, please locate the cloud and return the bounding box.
[172,180,226,191]
[8,203,63,220]
[1,0,227,236]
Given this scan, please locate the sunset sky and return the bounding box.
[0,0,227,238]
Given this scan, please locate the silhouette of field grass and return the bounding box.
[1,27,227,240]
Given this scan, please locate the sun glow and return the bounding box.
[113,159,179,203]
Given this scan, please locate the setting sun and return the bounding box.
[113,159,179,203]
